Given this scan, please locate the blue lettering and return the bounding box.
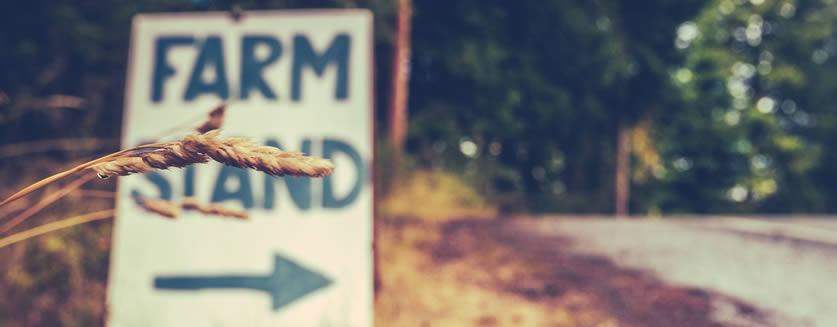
[184,36,230,101]
[211,166,254,208]
[184,165,196,197]
[131,171,172,203]
[291,34,351,102]
[240,35,282,100]
[152,36,195,103]
[322,138,364,208]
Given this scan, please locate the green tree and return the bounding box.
[649,0,837,213]
[406,0,704,213]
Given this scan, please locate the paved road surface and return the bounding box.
[521,217,837,327]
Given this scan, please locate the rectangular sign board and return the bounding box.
[107,10,373,327]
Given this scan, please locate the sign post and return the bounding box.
[107,10,374,327]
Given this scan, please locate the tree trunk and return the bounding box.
[379,0,412,297]
[615,118,631,217]
[388,0,412,153]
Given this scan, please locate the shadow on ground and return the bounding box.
[376,217,765,327]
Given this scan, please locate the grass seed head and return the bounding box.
[196,103,226,134]
[90,130,333,179]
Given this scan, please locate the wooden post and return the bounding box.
[615,118,631,217]
[378,0,412,297]
[388,0,412,153]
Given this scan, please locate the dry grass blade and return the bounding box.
[154,102,227,139]
[75,189,117,198]
[0,155,101,217]
[0,174,96,233]
[0,209,114,249]
[0,142,170,209]
[181,197,248,219]
[0,137,120,158]
[196,103,226,134]
[136,198,181,219]
[0,197,30,219]
[138,197,248,220]
[0,103,236,236]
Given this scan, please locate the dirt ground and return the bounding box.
[375,217,753,327]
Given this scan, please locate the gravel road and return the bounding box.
[522,217,837,327]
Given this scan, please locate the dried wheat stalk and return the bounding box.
[0,174,96,234]
[74,189,117,198]
[0,142,170,208]
[0,197,30,218]
[0,209,114,249]
[0,137,120,158]
[0,102,292,250]
[196,104,226,134]
[136,198,181,219]
[180,197,248,219]
[0,129,334,209]
[155,103,227,139]
[0,103,228,208]
[90,143,209,178]
[91,130,335,179]
[137,197,248,220]
[0,195,248,249]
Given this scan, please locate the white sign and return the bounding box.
[107,10,373,327]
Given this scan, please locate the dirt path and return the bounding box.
[526,217,837,327]
[376,217,762,327]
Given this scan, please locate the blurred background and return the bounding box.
[2,0,837,326]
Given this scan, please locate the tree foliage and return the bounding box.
[646,0,837,213]
[3,0,837,216]
[407,0,703,212]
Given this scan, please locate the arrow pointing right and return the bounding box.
[154,254,332,311]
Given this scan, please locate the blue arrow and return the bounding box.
[154,254,331,310]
